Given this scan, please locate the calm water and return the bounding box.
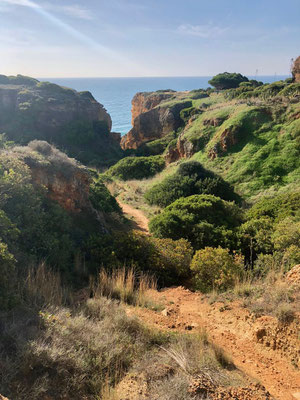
[43,76,288,135]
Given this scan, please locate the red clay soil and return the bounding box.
[128,287,300,400]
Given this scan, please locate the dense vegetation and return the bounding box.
[108,155,165,180]
[0,140,122,308]
[149,195,242,250]
[145,161,239,207]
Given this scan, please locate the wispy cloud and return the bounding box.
[0,0,94,20]
[57,4,93,20]
[0,0,39,7]
[177,23,228,38]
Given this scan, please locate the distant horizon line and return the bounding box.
[38,74,290,80]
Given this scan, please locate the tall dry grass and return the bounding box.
[25,262,67,307]
[93,267,157,307]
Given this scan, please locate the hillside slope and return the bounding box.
[121,81,299,200]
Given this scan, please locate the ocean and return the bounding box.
[44,76,288,136]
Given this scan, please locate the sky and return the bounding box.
[0,0,299,78]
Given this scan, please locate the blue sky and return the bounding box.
[0,0,299,77]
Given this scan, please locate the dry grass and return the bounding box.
[93,267,159,308]
[208,267,300,321]
[0,266,166,400]
[25,262,67,307]
[133,330,245,400]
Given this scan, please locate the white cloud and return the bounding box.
[177,23,228,38]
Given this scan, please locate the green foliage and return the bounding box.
[85,230,193,286]
[89,177,121,213]
[152,237,193,283]
[240,192,300,270]
[179,106,201,123]
[208,72,249,90]
[136,132,178,156]
[108,155,165,180]
[246,192,300,222]
[64,120,95,145]
[145,161,238,207]
[0,74,38,86]
[189,89,209,99]
[225,81,299,101]
[0,144,121,286]
[149,194,242,250]
[0,240,16,310]
[191,247,243,292]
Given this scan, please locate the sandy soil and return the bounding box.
[117,200,149,234]
[128,287,300,400]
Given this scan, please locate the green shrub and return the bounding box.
[149,195,242,250]
[152,238,193,283]
[240,192,300,268]
[190,247,243,292]
[209,72,249,90]
[0,240,16,310]
[145,161,238,207]
[189,89,209,99]
[89,178,121,214]
[108,155,165,180]
[85,231,193,286]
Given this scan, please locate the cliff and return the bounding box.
[121,91,191,150]
[10,140,92,213]
[292,56,300,83]
[130,91,175,123]
[0,75,122,167]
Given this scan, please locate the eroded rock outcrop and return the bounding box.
[130,91,175,124]
[292,56,300,83]
[11,141,92,213]
[121,93,192,150]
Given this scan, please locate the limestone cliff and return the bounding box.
[0,75,122,166]
[11,141,92,213]
[121,91,191,150]
[130,91,175,124]
[292,56,300,83]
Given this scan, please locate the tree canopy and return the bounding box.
[209,72,249,90]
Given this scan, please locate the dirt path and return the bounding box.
[117,200,149,234]
[128,287,300,400]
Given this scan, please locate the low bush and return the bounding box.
[145,161,238,207]
[149,195,242,250]
[84,231,193,286]
[89,178,121,213]
[136,132,178,156]
[190,247,243,292]
[108,155,165,180]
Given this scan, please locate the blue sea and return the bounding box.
[44,76,288,136]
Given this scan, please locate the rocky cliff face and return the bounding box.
[0,75,122,166]
[292,56,300,83]
[121,91,191,150]
[13,141,92,213]
[130,91,175,124]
